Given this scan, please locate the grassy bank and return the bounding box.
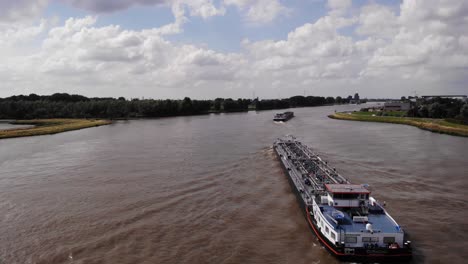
[0,119,111,139]
[329,112,468,137]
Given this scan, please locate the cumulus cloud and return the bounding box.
[356,4,398,38]
[364,0,468,82]
[1,0,467,98]
[6,16,245,96]
[0,0,48,22]
[224,0,288,24]
[0,19,47,47]
[64,0,226,19]
[0,0,287,26]
[243,14,357,82]
[62,0,167,13]
[327,0,352,16]
[0,0,225,23]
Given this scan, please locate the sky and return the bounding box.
[0,0,467,99]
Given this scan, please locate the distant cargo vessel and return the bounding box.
[274,136,412,262]
[273,111,294,122]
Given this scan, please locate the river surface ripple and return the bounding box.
[0,104,467,264]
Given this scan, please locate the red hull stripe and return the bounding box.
[306,207,344,256]
[305,207,411,258]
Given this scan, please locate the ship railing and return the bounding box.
[278,145,313,201]
[281,141,353,192]
[293,161,324,191]
[293,143,350,184]
[327,214,339,226]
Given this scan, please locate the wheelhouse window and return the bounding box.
[332,193,360,199]
[383,237,395,243]
[345,236,357,243]
[362,237,379,242]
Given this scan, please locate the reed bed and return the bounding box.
[0,119,111,139]
[329,112,468,137]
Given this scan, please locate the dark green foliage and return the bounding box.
[180,97,193,114]
[418,105,429,117]
[255,99,289,110]
[406,106,418,117]
[49,93,90,102]
[0,94,211,119]
[289,96,326,107]
[460,104,468,121]
[213,98,223,111]
[335,96,343,104]
[222,98,250,112]
[407,97,466,122]
[0,93,333,119]
[428,102,445,118]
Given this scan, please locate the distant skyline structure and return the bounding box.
[0,0,467,99]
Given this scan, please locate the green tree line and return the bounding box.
[407,97,468,123]
[0,93,344,119]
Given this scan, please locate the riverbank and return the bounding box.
[329,112,468,137]
[0,119,111,139]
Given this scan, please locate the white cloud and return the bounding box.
[356,4,398,38]
[0,0,48,23]
[245,15,356,66]
[364,0,468,82]
[183,0,226,18]
[0,0,225,23]
[224,0,288,24]
[0,16,246,96]
[327,0,352,16]
[63,0,226,19]
[238,14,360,90]
[0,0,289,27]
[0,20,47,47]
[1,0,468,98]
[327,0,351,10]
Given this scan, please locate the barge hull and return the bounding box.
[273,145,412,263]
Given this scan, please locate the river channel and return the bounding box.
[0,104,466,263]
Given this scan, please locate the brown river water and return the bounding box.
[0,104,467,264]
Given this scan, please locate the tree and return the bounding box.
[28,93,41,101]
[418,105,429,117]
[335,96,342,104]
[0,93,332,119]
[213,98,223,111]
[428,102,445,118]
[460,104,468,121]
[180,97,193,114]
[223,98,247,112]
[407,105,419,117]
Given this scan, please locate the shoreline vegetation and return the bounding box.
[0,93,345,139]
[0,93,342,139]
[0,93,356,120]
[0,119,111,139]
[329,112,468,137]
